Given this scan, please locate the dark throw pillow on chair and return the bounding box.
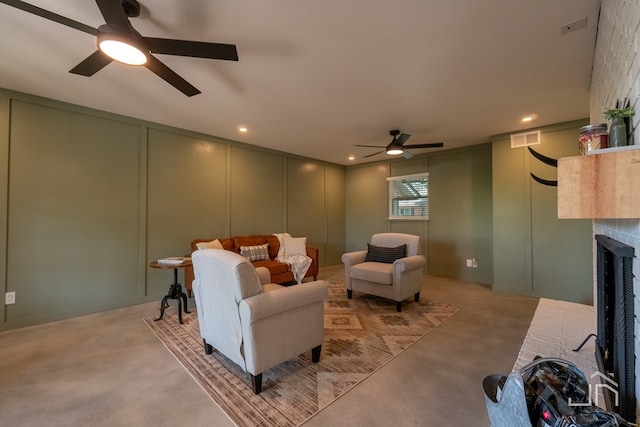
[365,243,407,263]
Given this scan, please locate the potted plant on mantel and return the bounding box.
[604,105,635,147]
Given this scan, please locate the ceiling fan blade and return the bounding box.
[404,143,444,149]
[402,150,414,159]
[95,0,130,32]
[355,144,386,148]
[69,50,112,76]
[145,55,201,97]
[146,37,239,61]
[0,0,97,35]
[396,133,411,146]
[363,150,384,158]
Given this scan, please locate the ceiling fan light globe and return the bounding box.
[99,39,147,65]
[386,148,404,155]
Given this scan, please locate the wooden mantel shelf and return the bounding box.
[558,147,640,219]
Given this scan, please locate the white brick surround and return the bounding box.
[591,0,640,137]
[590,0,640,419]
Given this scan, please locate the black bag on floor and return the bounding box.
[483,356,632,427]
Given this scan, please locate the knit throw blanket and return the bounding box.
[273,232,312,283]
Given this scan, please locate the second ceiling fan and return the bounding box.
[357,130,444,158]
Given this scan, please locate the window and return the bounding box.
[387,173,429,220]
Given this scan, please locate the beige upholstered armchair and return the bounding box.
[341,233,426,312]
[191,249,328,394]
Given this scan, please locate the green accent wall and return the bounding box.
[0,89,346,331]
[0,86,595,330]
[492,120,593,304]
[428,144,493,284]
[230,146,286,234]
[345,163,390,250]
[325,165,346,266]
[345,145,493,283]
[146,129,229,295]
[287,158,331,265]
[7,99,143,326]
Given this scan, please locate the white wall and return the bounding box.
[590,0,640,418]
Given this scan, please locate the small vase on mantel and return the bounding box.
[604,104,634,148]
[609,116,627,147]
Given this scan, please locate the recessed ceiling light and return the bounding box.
[348,156,355,161]
[521,114,538,123]
[238,126,248,133]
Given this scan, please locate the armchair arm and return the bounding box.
[341,251,367,289]
[239,280,328,323]
[341,250,367,268]
[394,255,426,272]
[391,255,426,302]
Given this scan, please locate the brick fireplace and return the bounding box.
[593,221,640,421]
[594,233,636,421]
[588,0,640,421]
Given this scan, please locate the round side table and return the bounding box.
[150,257,192,324]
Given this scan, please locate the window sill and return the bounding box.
[388,217,429,221]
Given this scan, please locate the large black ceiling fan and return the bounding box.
[0,0,239,96]
[357,130,444,158]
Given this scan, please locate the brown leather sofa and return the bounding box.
[184,234,319,295]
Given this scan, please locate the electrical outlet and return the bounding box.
[466,259,473,268]
[472,258,478,268]
[5,291,15,305]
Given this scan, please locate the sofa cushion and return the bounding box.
[234,235,267,250]
[365,243,406,264]
[350,262,393,285]
[218,238,235,251]
[240,244,270,261]
[252,259,290,275]
[265,235,281,260]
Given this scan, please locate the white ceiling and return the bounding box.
[0,0,600,165]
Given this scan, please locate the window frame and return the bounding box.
[387,172,430,221]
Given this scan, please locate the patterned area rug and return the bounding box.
[145,280,460,426]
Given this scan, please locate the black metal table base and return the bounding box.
[154,268,190,324]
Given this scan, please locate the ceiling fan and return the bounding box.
[357,130,444,158]
[0,0,239,96]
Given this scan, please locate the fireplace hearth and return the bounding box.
[595,234,636,423]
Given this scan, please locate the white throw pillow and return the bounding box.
[273,232,291,259]
[196,239,223,250]
[283,236,307,257]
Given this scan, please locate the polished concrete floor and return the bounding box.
[0,266,539,426]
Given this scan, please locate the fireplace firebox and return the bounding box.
[595,234,636,423]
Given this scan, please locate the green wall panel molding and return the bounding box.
[230,146,286,235]
[344,144,493,283]
[146,130,229,296]
[6,100,142,327]
[492,120,593,304]
[287,158,327,265]
[428,144,493,283]
[0,94,10,324]
[0,89,346,331]
[0,85,594,330]
[325,165,346,266]
[345,163,390,252]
